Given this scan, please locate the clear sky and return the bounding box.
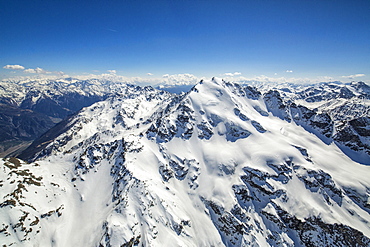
[1,0,369,83]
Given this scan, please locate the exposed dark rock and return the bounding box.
[251,120,266,133]
[197,121,214,140]
[263,90,291,121]
[225,122,251,142]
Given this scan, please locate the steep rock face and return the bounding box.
[2,79,370,246]
[334,117,370,157]
[259,82,369,164]
[290,103,333,141]
[263,90,291,122]
[262,90,334,143]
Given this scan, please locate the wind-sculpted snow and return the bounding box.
[1,79,370,246]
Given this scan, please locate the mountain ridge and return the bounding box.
[0,78,133,157]
[1,78,370,246]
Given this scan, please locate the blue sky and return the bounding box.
[1,0,369,82]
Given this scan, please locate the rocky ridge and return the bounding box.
[1,78,369,246]
[258,81,370,164]
[0,78,131,157]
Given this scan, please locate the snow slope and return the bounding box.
[1,78,370,246]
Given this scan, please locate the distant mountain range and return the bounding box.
[0,78,128,156]
[1,78,369,246]
[1,77,368,163]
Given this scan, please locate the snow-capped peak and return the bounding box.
[1,79,370,246]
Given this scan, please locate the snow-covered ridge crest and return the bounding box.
[1,78,370,246]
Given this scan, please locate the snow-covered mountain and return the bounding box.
[0,78,131,157]
[257,81,370,164]
[1,78,370,246]
[0,78,124,113]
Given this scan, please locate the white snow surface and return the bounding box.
[1,78,370,246]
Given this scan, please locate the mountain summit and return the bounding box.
[1,78,370,246]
